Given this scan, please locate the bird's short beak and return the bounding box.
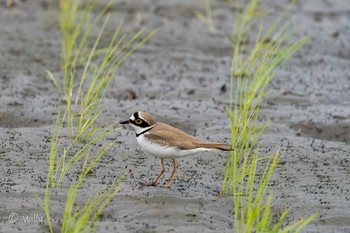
[119,120,130,125]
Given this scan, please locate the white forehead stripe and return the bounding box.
[130,114,135,121]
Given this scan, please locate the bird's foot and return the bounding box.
[160,180,173,188]
[139,181,172,188]
[140,181,157,187]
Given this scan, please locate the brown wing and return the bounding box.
[145,122,232,151]
[192,142,232,151]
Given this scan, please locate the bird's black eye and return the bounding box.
[135,119,142,124]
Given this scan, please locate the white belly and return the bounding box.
[136,135,210,159]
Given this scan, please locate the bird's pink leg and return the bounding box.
[145,159,165,186]
[163,159,177,188]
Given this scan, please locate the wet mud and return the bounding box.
[0,0,349,232]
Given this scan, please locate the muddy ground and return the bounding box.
[0,0,349,232]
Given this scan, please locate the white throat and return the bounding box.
[130,124,154,136]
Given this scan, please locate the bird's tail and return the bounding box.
[193,142,233,151]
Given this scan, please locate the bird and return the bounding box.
[120,111,232,188]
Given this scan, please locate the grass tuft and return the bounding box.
[61,166,126,233]
[41,105,123,233]
[40,1,155,232]
[195,0,216,34]
[48,0,156,140]
[197,0,316,232]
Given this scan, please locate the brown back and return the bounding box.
[145,122,231,150]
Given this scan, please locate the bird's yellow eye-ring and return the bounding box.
[135,119,142,124]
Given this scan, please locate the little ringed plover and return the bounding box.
[120,111,231,188]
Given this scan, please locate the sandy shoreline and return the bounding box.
[1,0,350,232]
